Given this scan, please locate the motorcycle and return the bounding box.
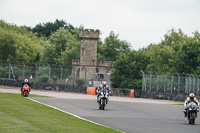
[21,84,30,97]
[185,102,199,125]
[98,86,109,110]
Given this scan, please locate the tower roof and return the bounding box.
[79,29,100,39]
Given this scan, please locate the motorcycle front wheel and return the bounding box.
[191,113,196,125]
[24,91,29,97]
[101,99,105,110]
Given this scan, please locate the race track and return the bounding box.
[30,97,200,133]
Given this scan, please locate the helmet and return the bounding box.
[24,79,28,83]
[102,81,107,85]
[189,93,195,100]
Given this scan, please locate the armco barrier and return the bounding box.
[130,89,134,98]
[87,87,96,95]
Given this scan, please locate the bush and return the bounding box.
[38,74,48,83]
[75,78,85,86]
[0,66,8,78]
[52,76,58,81]
[0,66,21,79]
[12,66,21,79]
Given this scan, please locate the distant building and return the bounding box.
[72,29,112,87]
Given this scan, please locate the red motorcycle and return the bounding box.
[21,84,30,97]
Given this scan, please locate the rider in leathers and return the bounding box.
[21,79,31,92]
[96,81,111,102]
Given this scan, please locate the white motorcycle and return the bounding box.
[98,86,109,110]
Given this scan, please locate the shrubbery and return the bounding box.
[0,66,8,78]
[38,74,48,83]
[75,78,85,86]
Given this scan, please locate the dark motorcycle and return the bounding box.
[186,102,199,125]
[98,86,109,110]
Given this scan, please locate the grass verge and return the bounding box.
[170,104,184,105]
[27,94,51,98]
[0,93,121,133]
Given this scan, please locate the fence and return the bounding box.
[0,62,88,93]
[141,71,200,95]
[0,62,138,97]
[1,62,198,101]
[0,78,87,93]
[0,63,75,84]
[141,71,200,100]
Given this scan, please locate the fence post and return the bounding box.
[8,63,11,79]
[11,64,15,80]
[185,76,188,94]
[198,75,200,96]
[187,74,191,93]
[34,63,38,82]
[193,74,198,95]
[162,72,166,92]
[59,65,63,81]
[47,64,51,81]
[176,73,180,93]
[170,73,173,93]
[191,74,195,93]
[140,70,146,91]
[197,75,200,96]
[22,62,25,79]
[72,66,75,86]
[148,71,152,91]
[155,71,159,92]
[82,67,87,87]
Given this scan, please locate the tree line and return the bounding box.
[1,19,200,89]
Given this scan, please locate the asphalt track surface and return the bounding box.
[30,97,200,133]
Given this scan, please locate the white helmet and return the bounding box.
[24,79,28,83]
[102,81,107,86]
[99,85,103,88]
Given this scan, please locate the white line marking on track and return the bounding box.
[28,98,124,133]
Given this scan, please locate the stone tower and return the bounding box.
[72,29,112,86]
[79,29,99,66]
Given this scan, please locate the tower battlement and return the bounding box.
[79,29,100,39]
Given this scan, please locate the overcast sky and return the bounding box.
[0,0,200,50]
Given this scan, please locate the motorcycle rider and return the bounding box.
[183,93,199,117]
[96,81,111,102]
[21,79,31,92]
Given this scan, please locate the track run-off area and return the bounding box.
[1,86,200,133]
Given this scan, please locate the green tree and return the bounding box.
[142,29,189,73]
[143,44,175,73]
[160,29,188,52]
[97,31,131,61]
[111,50,150,89]
[31,19,74,37]
[40,27,80,68]
[0,20,45,64]
[169,41,200,74]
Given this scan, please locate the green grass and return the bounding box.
[171,104,184,105]
[169,103,184,106]
[0,93,121,133]
[27,94,51,98]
